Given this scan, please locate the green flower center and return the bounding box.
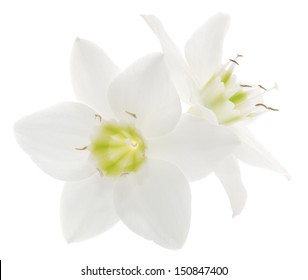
[198,56,279,125]
[199,56,271,125]
[90,122,146,177]
[200,69,248,125]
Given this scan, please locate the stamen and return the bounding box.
[240,84,253,88]
[226,54,243,72]
[258,84,267,91]
[229,54,243,65]
[229,59,239,65]
[125,111,137,119]
[258,83,279,93]
[121,172,130,176]
[75,146,88,151]
[255,103,279,111]
[95,114,102,122]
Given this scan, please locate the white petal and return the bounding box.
[187,104,218,125]
[71,38,120,117]
[114,159,191,250]
[14,102,97,181]
[214,156,247,217]
[60,173,118,242]
[185,13,230,85]
[147,114,239,181]
[232,125,290,179]
[142,15,198,103]
[108,53,181,137]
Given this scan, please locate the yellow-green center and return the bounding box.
[200,70,250,125]
[91,122,146,177]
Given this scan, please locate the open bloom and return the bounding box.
[143,13,289,216]
[14,38,238,249]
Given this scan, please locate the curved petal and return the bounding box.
[71,38,120,117]
[147,114,239,181]
[108,53,181,138]
[14,102,97,181]
[114,159,191,250]
[231,125,290,179]
[185,13,230,85]
[60,173,118,243]
[142,15,199,103]
[214,156,247,217]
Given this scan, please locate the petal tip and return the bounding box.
[72,37,89,49]
[285,173,292,181]
[232,189,247,218]
[62,231,74,244]
[232,211,240,218]
[141,14,155,21]
[213,12,231,24]
[61,226,82,244]
[156,235,187,250]
[74,37,83,45]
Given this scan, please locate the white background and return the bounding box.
[0,0,307,279]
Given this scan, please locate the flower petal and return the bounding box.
[71,38,120,117]
[232,125,290,179]
[14,102,97,181]
[185,13,230,85]
[60,173,118,243]
[142,15,198,103]
[187,104,218,125]
[147,113,239,182]
[114,159,191,250]
[214,156,247,217]
[108,53,181,137]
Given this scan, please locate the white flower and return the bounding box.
[14,38,238,249]
[143,13,289,216]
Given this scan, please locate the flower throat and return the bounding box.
[90,121,146,177]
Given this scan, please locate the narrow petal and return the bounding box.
[71,38,120,117]
[14,102,97,181]
[232,125,290,179]
[114,159,191,250]
[185,13,230,85]
[108,53,181,138]
[147,113,239,181]
[214,156,247,217]
[60,173,118,243]
[142,15,198,103]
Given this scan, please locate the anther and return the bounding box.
[75,146,88,151]
[125,111,137,119]
[240,84,252,88]
[95,114,102,122]
[255,103,279,111]
[121,172,130,176]
[258,84,267,91]
[229,54,243,65]
[229,59,239,65]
